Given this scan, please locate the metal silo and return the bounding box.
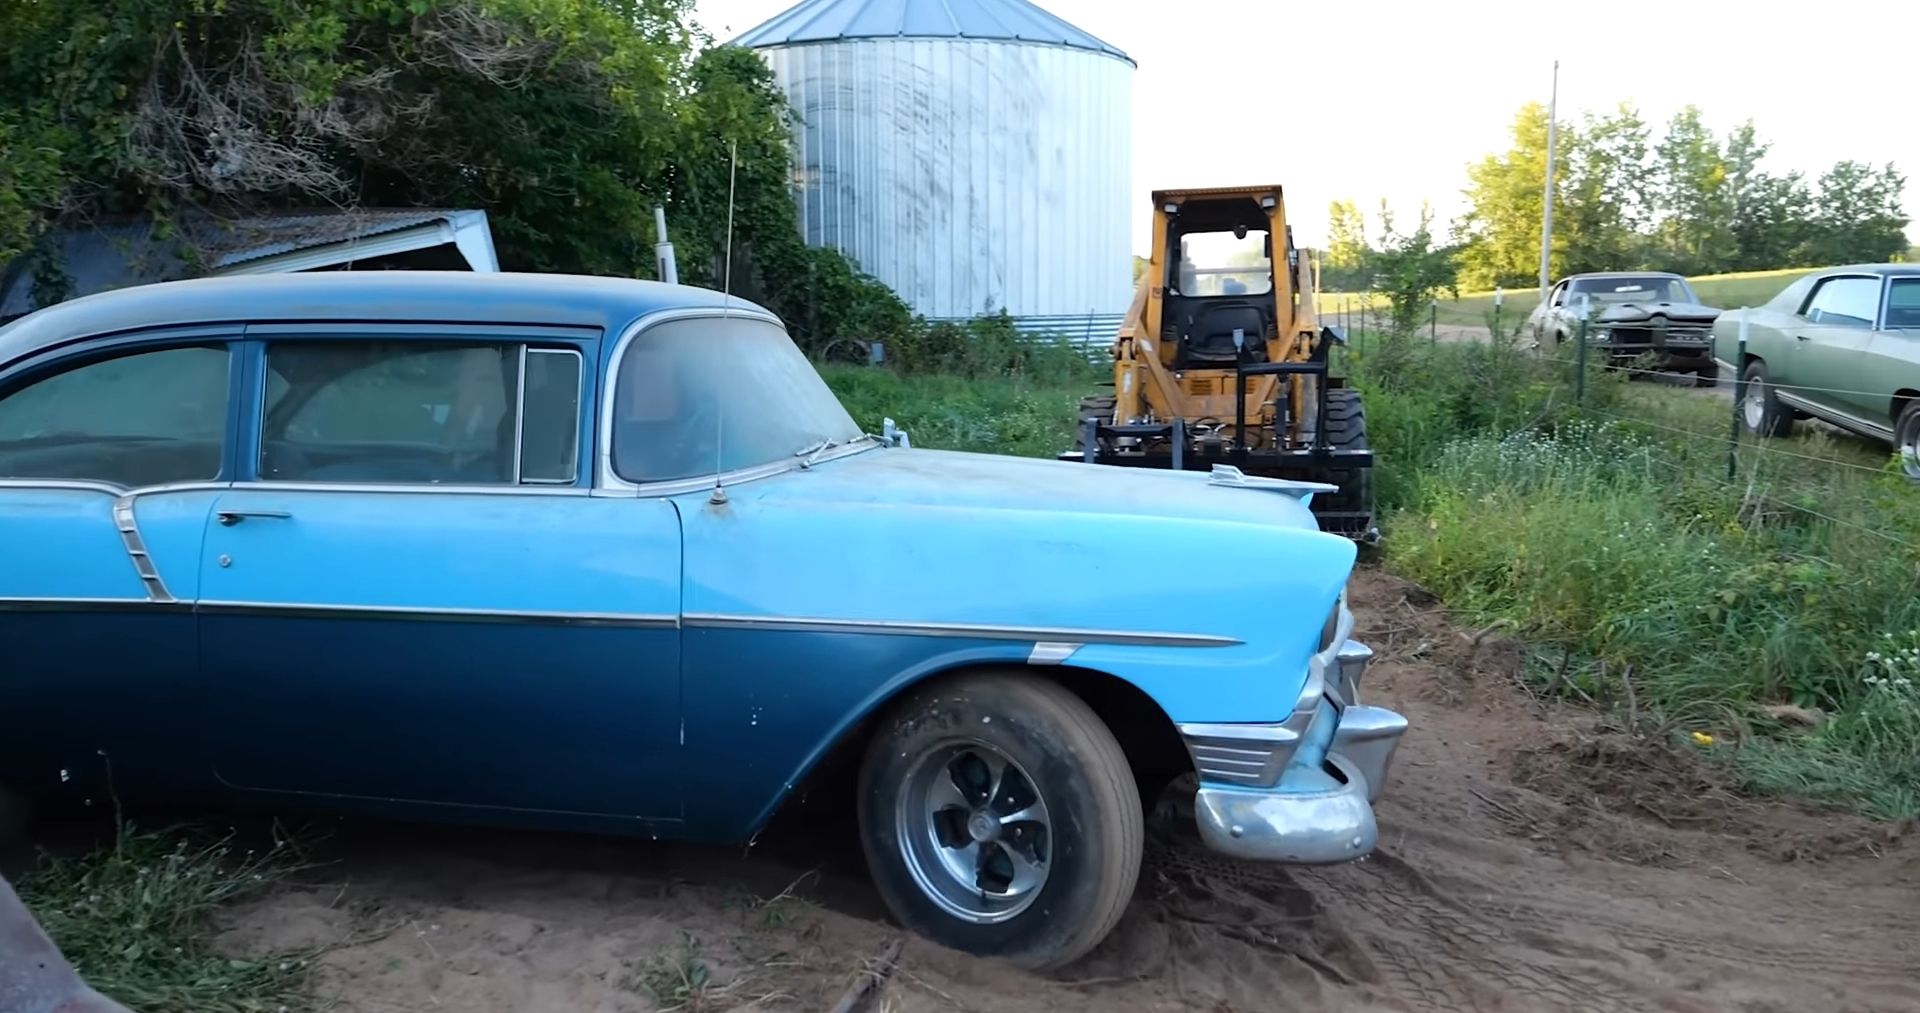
[733,0,1134,336]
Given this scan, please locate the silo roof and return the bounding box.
[730,0,1133,65]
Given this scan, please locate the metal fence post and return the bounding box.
[1575,292,1590,409]
[1728,311,1749,481]
[1430,300,1438,346]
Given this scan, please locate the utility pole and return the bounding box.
[1539,60,1559,304]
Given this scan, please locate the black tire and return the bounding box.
[1895,401,1920,481]
[1312,387,1376,540]
[1740,360,1794,438]
[857,673,1142,970]
[1693,359,1720,388]
[1073,395,1116,455]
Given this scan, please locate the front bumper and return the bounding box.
[1178,602,1407,864]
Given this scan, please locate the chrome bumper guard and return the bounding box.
[1178,599,1408,865]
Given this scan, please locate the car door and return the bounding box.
[0,329,238,798]
[1791,274,1885,423]
[196,326,685,820]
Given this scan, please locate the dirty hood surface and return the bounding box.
[1593,301,1721,324]
[767,446,1325,532]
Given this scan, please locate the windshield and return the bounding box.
[1568,275,1695,304]
[1172,230,1272,296]
[611,315,863,484]
[1887,278,1920,329]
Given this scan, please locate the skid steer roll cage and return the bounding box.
[1076,328,1373,472]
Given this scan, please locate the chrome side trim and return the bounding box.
[682,613,1240,648]
[0,596,192,614]
[1178,720,1306,786]
[195,601,679,628]
[111,495,174,603]
[1027,641,1083,665]
[1776,390,1895,439]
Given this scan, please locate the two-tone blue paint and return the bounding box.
[0,272,1361,845]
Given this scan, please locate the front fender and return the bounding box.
[672,480,1355,841]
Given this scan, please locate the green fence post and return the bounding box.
[1575,292,1590,409]
[1728,311,1749,481]
[1430,299,1438,346]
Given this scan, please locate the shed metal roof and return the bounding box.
[729,0,1132,63]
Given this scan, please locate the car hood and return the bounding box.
[1590,301,1721,324]
[772,445,1326,531]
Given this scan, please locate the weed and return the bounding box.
[14,821,312,1013]
[1364,340,1920,819]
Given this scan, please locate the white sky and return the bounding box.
[694,0,1920,256]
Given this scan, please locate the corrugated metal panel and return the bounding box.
[762,36,1133,324]
[1006,312,1123,353]
[731,0,1133,64]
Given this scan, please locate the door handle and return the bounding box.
[216,509,291,526]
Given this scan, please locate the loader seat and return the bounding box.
[1178,302,1269,367]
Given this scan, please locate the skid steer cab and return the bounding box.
[1061,185,1377,542]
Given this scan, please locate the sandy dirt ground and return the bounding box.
[212,570,1920,1013]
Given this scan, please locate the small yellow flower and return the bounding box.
[1690,731,1715,747]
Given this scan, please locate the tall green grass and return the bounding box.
[15,823,312,1013]
[1359,339,1920,819]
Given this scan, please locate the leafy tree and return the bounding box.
[1370,201,1458,333]
[0,0,913,350]
[1802,161,1909,266]
[1558,104,1652,275]
[1653,105,1732,273]
[1321,199,1372,291]
[1455,102,1559,290]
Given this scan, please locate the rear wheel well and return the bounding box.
[1892,389,1920,424]
[775,664,1191,828]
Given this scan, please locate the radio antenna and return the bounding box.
[710,138,739,507]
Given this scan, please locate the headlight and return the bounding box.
[1588,327,1613,343]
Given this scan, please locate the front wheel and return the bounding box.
[858,673,1142,970]
[1895,402,1920,481]
[1740,360,1794,438]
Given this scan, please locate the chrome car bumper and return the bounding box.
[1178,603,1408,865]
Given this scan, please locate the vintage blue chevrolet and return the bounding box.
[0,272,1405,968]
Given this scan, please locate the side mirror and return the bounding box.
[882,417,912,449]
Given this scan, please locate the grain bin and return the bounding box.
[733,0,1134,330]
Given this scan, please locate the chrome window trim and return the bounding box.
[682,612,1239,648]
[511,344,528,482]
[1776,390,1896,439]
[0,478,590,498]
[519,347,584,486]
[596,306,879,497]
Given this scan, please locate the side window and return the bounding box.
[1884,278,1920,331]
[1802,277,1882,328]
[0,345,229,486]
[261,341,583,485]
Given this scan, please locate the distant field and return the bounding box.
[1318,268,1814,333]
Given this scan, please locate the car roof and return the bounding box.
[0,271,777,366]
[1815,263,1920,278]
[1565,271,1685,281]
